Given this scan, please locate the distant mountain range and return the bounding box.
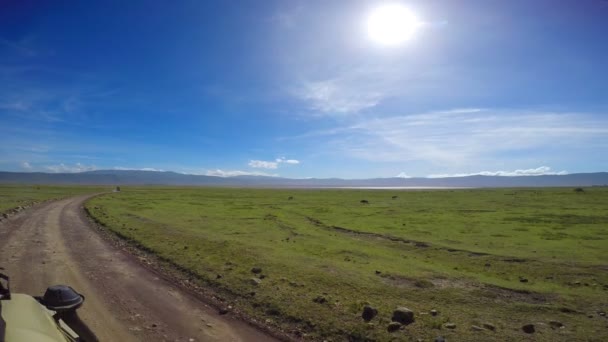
[1,170,607,188]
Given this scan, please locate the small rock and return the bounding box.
[206,323,213,327]
[218,308,229,315]
[482,322,496,331]
[549,321,564,329]
[392,307,415,325]
[430,309,438,316]
[522,324,535,334]
[313,295,327,304]
[599,311,606,317]
[216,274,222,279]
[471,325,484,331]
[151,323,157,328]
[444,323,456,329]
[375,270,382,275]
[387,322,401,332]
[251,267,262,274]
[2,213,7,218]
[519,277,528,283]
[434,337,446,342]
[249,277,262,286]
[362,305,378,322]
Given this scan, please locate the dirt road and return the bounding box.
[0,195,277,342]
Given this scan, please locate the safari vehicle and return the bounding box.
[0,273,98,342]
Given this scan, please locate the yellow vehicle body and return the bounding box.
[1,294,77,342]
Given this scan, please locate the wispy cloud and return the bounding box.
[314,109,608,165]
[427,166,567,178]
[20,161,32,170]
[249,157,300,169]
[45,163,97,173]
[276,157,300,165]
[295,76,386,114]
[113,166,165,172]
[205,169,278,177]
[249,160,278,169]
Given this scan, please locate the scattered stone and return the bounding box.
[444,323,456,329]
[519,277,528,283]
[387,322,401,332]
[482,322,496,331]
[206,323,213,327]
[251,267,262,274]
[430,309,438,316]
[2,213,7,218]
[216,274,222,279]
[249,278,262,286]
[471,325,484,331]
[362,305,378,322]
[599,311,606,317]
[313,295,327,304]
[151,323,158,328]
[549,321,564,329]
[259,274,266,279]
[522,324,535,334]
[218,308,229,315]
[434,337,446,342]
[391,307,415,325]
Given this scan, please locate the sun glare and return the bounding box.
[367,4,420,46]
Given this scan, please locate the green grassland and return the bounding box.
[86,187,608,341]
[0,185,103,213]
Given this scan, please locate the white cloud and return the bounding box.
[20,161,32,170]
[113,166,165,172]
[396,172,412,178]
[249,160,279,169]
[313,109,608,165]
[427,166,568,178]
[296,77,385,114]
[45,163,96,173]
[206,169,278,177]
[276,157,300,165]
[249,158,301,169]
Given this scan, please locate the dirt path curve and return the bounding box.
[0,195,277,342]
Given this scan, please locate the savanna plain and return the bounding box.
[2,186,608,341]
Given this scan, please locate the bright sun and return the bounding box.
[367,4,420,46]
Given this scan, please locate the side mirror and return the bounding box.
[40,285,84,312]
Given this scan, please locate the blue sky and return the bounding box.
[1,0,607,178]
